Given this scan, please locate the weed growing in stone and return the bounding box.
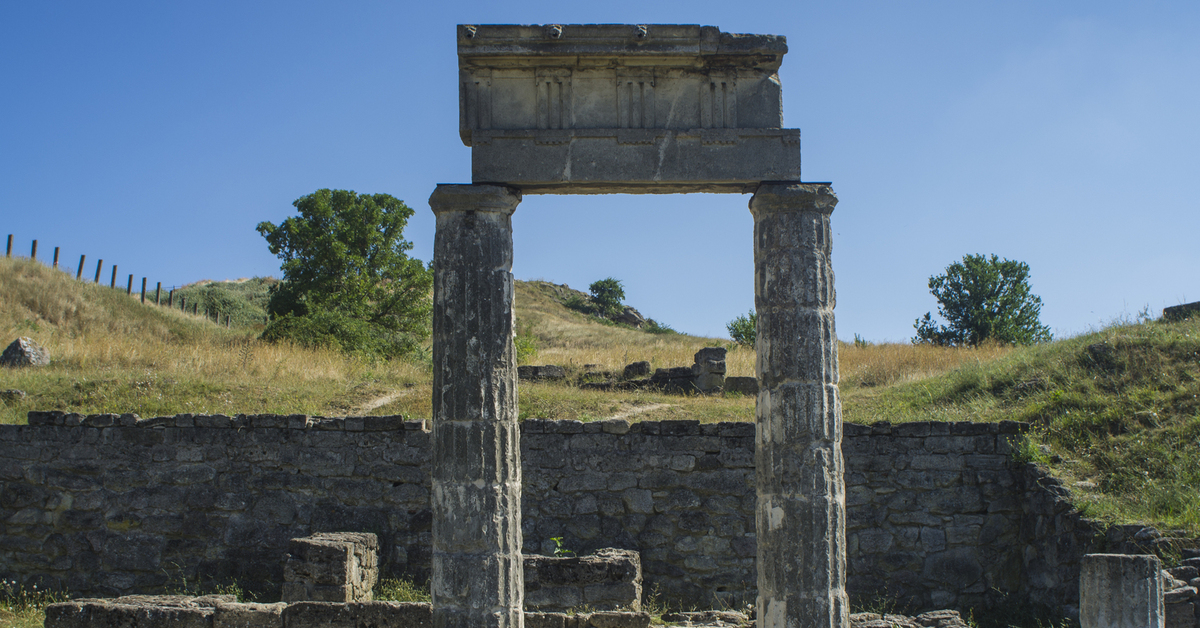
[0,579,65,628]
[373,578,431,603]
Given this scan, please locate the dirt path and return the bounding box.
[606,403,673,421]
[357,388,417,414]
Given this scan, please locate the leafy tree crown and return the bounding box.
[727,310,757,347]
[589,278,626,318]
[256,189,433,354]
[913,253,1051,346]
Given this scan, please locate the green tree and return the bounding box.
[727,310,757,347]
[256,189,433,357]
[589,278,626,318]
[913,254,1051,346]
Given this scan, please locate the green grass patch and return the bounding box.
[842,316,1200,534]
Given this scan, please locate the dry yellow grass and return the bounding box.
[839,341,1013,388]
[0,258,426,423]
[1,258,1008,426]
[514,280,755,374]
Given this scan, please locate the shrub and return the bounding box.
[260,310,419,359]
[588,278,625,318]
[644,319,677,335]
[726,310,756,347]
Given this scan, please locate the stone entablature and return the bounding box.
[457,24,800,193]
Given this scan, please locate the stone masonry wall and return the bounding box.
[0,414,433,599]
[0,412,1098,615]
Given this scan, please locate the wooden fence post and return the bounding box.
[110,264,117,288]
[169,289,174,307]
[155,282,161,305]
[77,255,86,280]
[126,274,133,295]
[53,247,60,269]
[180,296,186,311]
[95,259,103,283]
[5,234,11,257]
[141,277,147,303]
[30,240,37,261]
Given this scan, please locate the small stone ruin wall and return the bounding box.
[0,413,1099,613]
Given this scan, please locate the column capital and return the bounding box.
[749,182,838,215]
[429,184,522,216]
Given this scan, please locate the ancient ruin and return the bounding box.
[433,23,846,628]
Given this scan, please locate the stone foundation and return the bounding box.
[43,597,651,628]
[1,413,1151,616]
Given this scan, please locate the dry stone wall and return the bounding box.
[0,412,1104,615]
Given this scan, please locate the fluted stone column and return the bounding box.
[429,184,523,628]
[750,183,848,628]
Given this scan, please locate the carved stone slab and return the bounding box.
[458,24,801,193]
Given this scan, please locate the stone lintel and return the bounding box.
[472,131,800,194]
[458,24,787,72]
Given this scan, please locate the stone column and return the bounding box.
[1080,554,1164,628]
[749,183,848,628]
[429,184,524,628]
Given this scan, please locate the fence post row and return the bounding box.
[5,235,226,324]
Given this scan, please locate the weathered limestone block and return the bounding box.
[458,24,799,193]
[518,365,567,381]
[847,610,969,628]
[213,601,287,628]
[282,601,433,628]
[750,183,848,628]
[1,337,50,367]
[1080,554,1164,628]
[429,184,524,628]
[692,347,727,392]
[524,548,642,611]
[282,532,379,603]
[650,366,698,392]
[1165,602,1196,628]
[1163,301,1200,322]
[44,595,234,628]
[525,612,651,628]
[723,376,759,395]
[623,361,651,378]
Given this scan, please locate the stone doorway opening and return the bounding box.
[429,24,846,628]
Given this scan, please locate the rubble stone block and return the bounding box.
[1165,602,1196,628]
[0,337,50,367]
[1080,554,1164,628]
[282,532,379,603]
[281,601,433,628]
[212,601,287,628]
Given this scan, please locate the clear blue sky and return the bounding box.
[3,1,1197,342]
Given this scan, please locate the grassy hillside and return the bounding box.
[3,255,1197,535]
[845,316,1200,534]
[0,257,427,423]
